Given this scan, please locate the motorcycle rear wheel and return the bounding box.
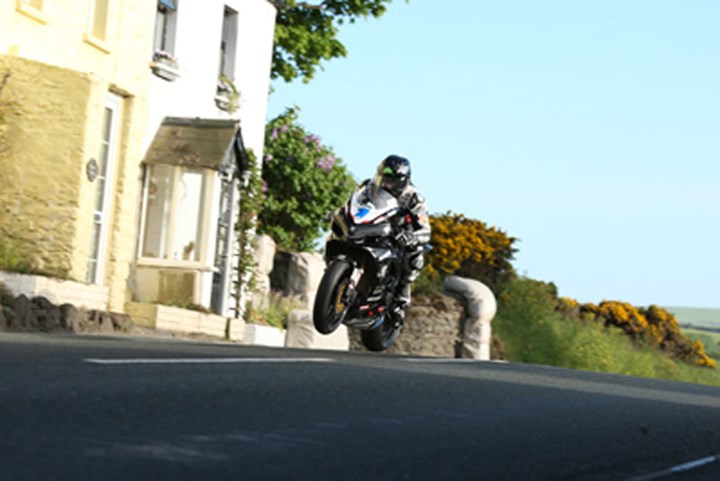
[313,260,354,334]
[361,312,402,352]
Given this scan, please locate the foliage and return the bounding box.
[493,278,720,386]
[163,300,213,314]
[558,299,717,369]
[411,269,443,297]
[493,277,564,365]
[236,149,264,301]
[152,49,178,67]
[216,75,240,114]
[0,282,13,306]
[424,212,518,294]
[272,0,398,83]
[258,107,356,252]
[245,293,306,329]
[684,329,720,361]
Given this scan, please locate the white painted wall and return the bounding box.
[145,0,277,157]
[142,0,277,316]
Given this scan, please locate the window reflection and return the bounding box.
[141,165,207,262]
[173,169,204,261]
[142,165,173,258]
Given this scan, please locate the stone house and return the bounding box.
[0,1,279,326]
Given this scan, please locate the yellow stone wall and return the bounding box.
[0,1,155,311]
[0,56,91,278]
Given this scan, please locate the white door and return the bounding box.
[87,94,120,284]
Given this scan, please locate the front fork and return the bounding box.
[334,258,362,310]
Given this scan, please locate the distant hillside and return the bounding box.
[665,306,720,329]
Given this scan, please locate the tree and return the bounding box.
[272,0,397,83]
[258,108,356,251]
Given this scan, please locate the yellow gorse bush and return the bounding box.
[559,299,716,369]
[425,212,518,292]
[423,212,716,370]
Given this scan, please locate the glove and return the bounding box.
[398,230,419,248]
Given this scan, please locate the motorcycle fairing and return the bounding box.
[349,183,400,225]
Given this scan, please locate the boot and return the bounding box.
[391,282,411,321]
[396,282,411,306]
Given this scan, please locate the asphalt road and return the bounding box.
[1,332,720,481]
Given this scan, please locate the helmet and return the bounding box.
[374,155,411,197]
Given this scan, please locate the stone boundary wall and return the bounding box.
[349,293,466,357]
[0,271,109,310]
[348,280,498,360]
[0,293,132,334]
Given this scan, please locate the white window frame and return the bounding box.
[219,6,238,79]
[84,0,111,52]
[137,165,216,270]
[16,0,48,24]
[153,0,179,55]
[87,93,121,285]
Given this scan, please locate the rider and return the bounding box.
[370,155,431,318]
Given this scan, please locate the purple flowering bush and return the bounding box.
[259,107,356,252]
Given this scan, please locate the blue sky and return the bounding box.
[267,0,720,308]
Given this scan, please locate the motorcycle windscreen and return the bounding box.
[350,183,400,224]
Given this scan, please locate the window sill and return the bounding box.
[16,1,48,24]
[83,32,111,54]
[136,257,212,272]
[150,61,181,82]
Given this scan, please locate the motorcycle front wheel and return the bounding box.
[313,260,354,334]
[361,312,402,352]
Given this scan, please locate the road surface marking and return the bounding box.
[403,358,507,363]
[84,357,333,365]
[627,454,719,481]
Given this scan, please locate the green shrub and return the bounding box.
[559,298,716,368]
[411,269,443,297]
[164,300,212,314]
[493,277,720,387]
[425,212,518,293]
[236,150,264,294]
[0,281,13,306]
[259,108,356,252]
[245,293,306,330]
[493,277,565,365]
[684,329,720,360]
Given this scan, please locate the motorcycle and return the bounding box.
[313,181,421,351]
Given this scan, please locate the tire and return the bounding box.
[313,260,354,335]
[361,312,402,352]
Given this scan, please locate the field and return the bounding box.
[683,328,720,360]
[665,306,720,329]
[665,306,720,362]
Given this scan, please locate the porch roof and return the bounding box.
[143,117,246,173]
